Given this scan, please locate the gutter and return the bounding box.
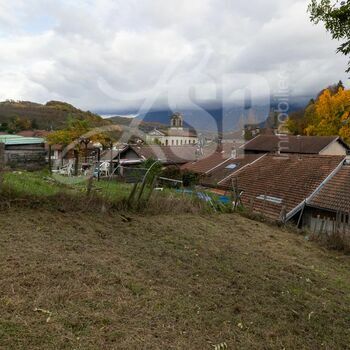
[284,157,345,222]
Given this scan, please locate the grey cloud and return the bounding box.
[0,0,348,112]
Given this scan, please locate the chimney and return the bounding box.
[231,148,237,159]
[216,138,223,153]
[297,135,302,160]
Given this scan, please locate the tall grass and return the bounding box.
[0,171,213,215]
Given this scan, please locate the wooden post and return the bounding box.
[74,149,79,176]
[296,202,306,228]
[279,205,287,223]
[0,143,5,192]
[145,176,157,203]
[109,145,113,176]
[127,183,138,206]
[136,176,148,204]
[48,144,52,174]
[86,176,93,197]
[249,197,254,214]
[97,148,101,182]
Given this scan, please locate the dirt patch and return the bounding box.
[0,209,349,349]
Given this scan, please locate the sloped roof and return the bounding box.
[131,145,198,165]
[219,154,344,221]
[100,146,129,161]
[0,135,44,145]
[181,152,229,174]
[17,130,51,138]
[201,154,265,187]
[45,142,96,151]
[203,141,245,158]
[307,164,350,213]
[242,135,348,154]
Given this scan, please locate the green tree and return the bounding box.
[31,119,39,130]
[309,0,350,72]
[8,116,32,133]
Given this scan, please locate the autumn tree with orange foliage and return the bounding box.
[304,88,350,142]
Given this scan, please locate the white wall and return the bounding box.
[320,141,347,156]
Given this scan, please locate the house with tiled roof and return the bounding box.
[100,143,200,169]
[300,158,350,234]
[146,113,198,146]
[181,151,230,175]
[181,151,265,188]
[242,135,349,156]
[201,154,265,188]
[217,154,345,222]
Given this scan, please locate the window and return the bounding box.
[225,163,238,170]
[256,195,283,204]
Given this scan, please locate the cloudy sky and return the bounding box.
[0,0,348,113]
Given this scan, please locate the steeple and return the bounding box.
[170,112,183,129]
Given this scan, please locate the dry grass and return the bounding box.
[0,209,350,349]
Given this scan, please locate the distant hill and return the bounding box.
[106,115,167,133]
[135,101,308,133]
[0,100,110,130]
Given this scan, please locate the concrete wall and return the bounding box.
[3,143,46,171]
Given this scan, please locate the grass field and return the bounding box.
[2,171,134,202]
[0,208,349,349]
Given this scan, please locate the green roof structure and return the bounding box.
[0,135,45,145]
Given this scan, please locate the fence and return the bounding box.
[310,212,350,236]
[309,211,350,250]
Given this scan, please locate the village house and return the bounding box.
[146,112,198,146]
[301,156,350,235]
[46,143,97,166]
[181,148,264,189]
[100,143,201,171]
[215,154,345,222]
[242,135,349,156]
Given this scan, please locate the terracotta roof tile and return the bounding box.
[181,152,229,174]
[131,145,198,165]
[219,154,344,220]
[242,135,348,154]
[201,154,264,187]
[308,165,350,213]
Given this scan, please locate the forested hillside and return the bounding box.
[0,100,110,131]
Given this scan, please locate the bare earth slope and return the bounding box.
[0,210,349,349]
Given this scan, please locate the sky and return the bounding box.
[0,0,348,113]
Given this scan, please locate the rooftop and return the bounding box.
[308,164,350,213]
[219,154,345,221]
[181,152,230,174]
[0,135,45,145]
[202,154,264,187]
[242,135,348,154]
[131,145,199,165]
